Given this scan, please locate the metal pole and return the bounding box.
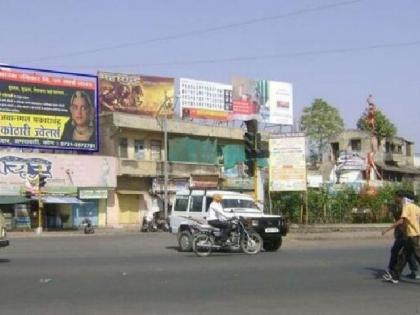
[37,169,43,234]
[163,116,168,219]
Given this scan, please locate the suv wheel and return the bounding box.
[178,230,193,252]
[263,238,282,251]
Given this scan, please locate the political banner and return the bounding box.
[0,65,98,151]
[180,78,232,121]
[98,71,175,117]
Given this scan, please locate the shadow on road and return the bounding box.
[0,258,11,263]
[365,267,386,279]
[165,246,180,251]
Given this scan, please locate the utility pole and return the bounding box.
[155,92,174,219]
[35,167,48,234]
[163,116,168,219]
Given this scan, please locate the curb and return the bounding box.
[6,224,391,241]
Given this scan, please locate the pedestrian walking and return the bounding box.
[382,190,420,284]
[382,207,418,282]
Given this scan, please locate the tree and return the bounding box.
[356,109,397,141]
[300,98,344,162]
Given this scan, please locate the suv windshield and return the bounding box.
[221,199,259,210]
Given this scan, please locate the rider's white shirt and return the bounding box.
[207,201,227,221]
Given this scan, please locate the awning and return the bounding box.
[0,196,31,204]
[41,196,85,204]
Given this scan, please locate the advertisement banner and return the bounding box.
[232,76,293,124]
[232,76,260,121]
[0,153,117,188]
[0,65,98,151]
[269,134,306,191]
[98,71,174,117]
[179,78,232,121]
[260,81,293,125]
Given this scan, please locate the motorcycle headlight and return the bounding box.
[251,220,259,227]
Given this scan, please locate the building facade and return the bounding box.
[325,129,420,191]
[0,148,117,230]
[99,112,254,228]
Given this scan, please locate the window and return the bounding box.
[119,138,128,158]
[205,197,212,212]
[174,196,189,212]
[222,199,258,209]
[134,140,145,160]
[189,195,203,212]
[151,140,162,161]
[350,139,361,152]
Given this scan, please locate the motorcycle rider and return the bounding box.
[207,194,231,244]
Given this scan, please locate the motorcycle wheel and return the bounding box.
[192,234,213,257]
[241,231,263,255]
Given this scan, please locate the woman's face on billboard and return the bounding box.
[70,96,90,127]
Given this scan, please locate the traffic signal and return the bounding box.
[39,174,47,188]
[244,119,258,158]
[244,132,256,158]
[244,119,258,133]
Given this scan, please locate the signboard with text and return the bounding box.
[269,134,306,191]
[0,65,98,151]
[179,78,232,121]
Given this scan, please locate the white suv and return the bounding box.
[169,190,288,252]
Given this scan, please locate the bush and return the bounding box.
[269,183,413,224]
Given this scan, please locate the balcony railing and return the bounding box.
[118,159,219,177]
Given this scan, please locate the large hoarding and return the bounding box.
[98,71,175,117]
[232,76,260,121]
[179,78,232,121]
[232,76,293,124]
[259,80,293,125]
[269,134,306,191]
[0,65,98,151]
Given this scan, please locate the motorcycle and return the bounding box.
[192,217,263,257]
[142,212,169,232]
[80,218,94,234]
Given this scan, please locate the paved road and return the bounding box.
[0,233,418,315]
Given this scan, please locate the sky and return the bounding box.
[1,0,420,150]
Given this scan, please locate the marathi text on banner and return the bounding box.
[0,66,98,151]
[269,135,307,191]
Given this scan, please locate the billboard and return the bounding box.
[98,71,175,117]
[269,134,306,191]
[259,80,293,125]
[0,153,117,188]
[232,76,293,124]
[0,65,98,151]
[180,78,232,121]
[232,76,260,121]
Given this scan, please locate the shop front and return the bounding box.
[0,152,117,231]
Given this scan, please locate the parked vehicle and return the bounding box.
[192,216,263,257]
[142,212,169,232]
[169,190,288,252]
[0,210,10,248]
[80,218,94,234]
